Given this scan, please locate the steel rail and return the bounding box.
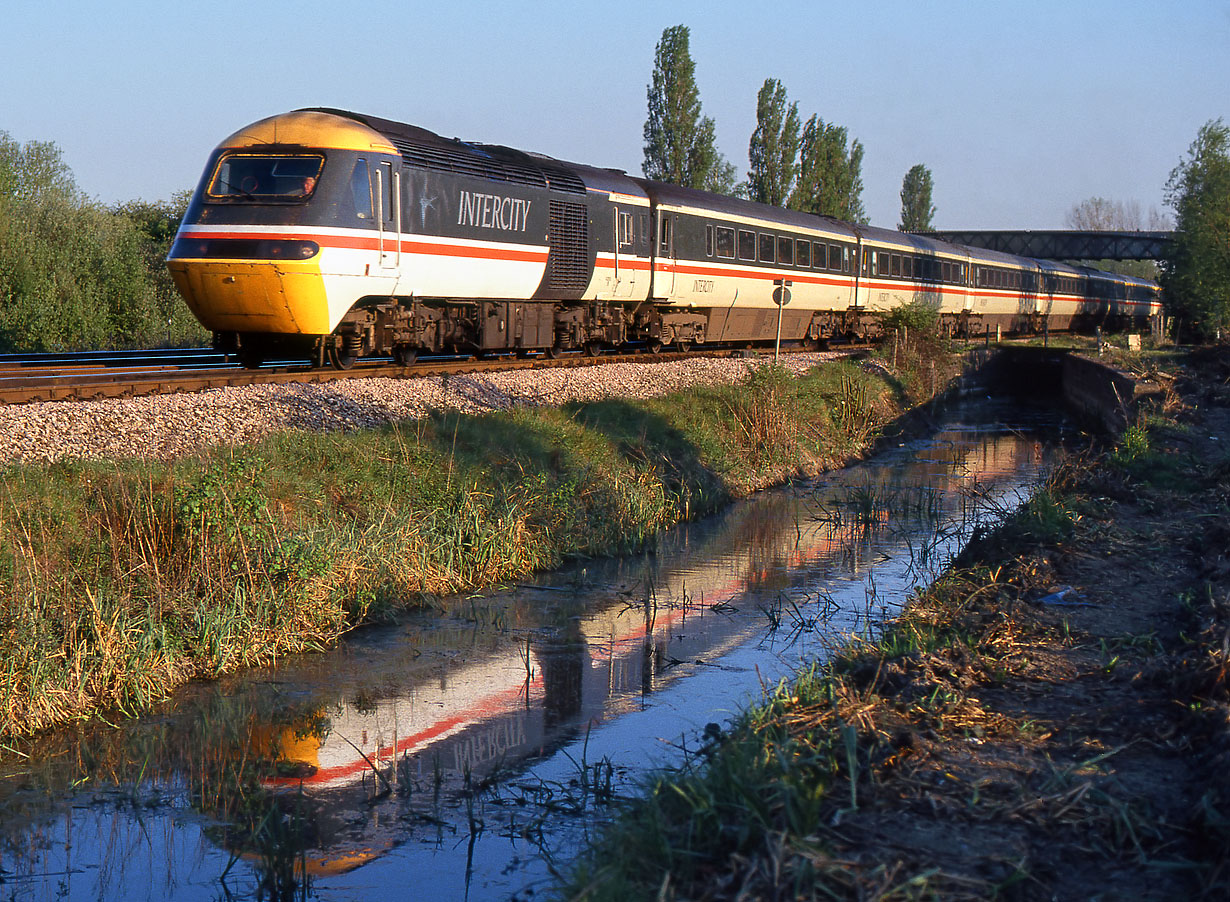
[0,346,801,406]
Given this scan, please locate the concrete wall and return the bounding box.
[966,347,1160,436]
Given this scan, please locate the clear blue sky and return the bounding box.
[3,0,1226,229]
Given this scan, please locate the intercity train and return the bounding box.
[167,108,1162,368]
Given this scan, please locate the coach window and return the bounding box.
[827,244,839,271]
[759,233,775,263]
[619,212,634,247]
[349,159,372,220]
[715,226,735,258]
[777,235,793,265]
[738,230,756,260]
[796,239,810,268]
[659,216,672,256]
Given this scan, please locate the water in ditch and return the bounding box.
[0,398,1070,901]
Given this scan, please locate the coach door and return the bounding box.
[656,211,676,297]
[612,207,639,298]
[375,162,401,273]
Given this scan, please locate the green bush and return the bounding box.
[0,129,207,352]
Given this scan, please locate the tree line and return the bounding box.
[0,133,206,353]
[641,24,1227,341]
[642,24,930,230]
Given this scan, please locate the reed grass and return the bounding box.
[0,358,919,743]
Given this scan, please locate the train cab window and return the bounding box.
[759,233,775,263]
[738,229,756,260]
[715,226,735,258]
[207,153,324,201]
[796,239,810,268]
[705,225,714,257]
[777,236,793,265]
[349,159,372,220]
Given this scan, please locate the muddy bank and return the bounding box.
[564,347,1230,900]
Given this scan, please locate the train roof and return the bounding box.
[220,110,397,154]
[307,108,590,195]
[633,179,860,240]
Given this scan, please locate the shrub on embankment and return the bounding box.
[0,131,207,352]
[0,359,918,743]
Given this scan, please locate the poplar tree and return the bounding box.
[746,78,800,206]
[642,25,735,193]
[1161,118,1230,340]
[789,116,866,223]
[898,163,936,231]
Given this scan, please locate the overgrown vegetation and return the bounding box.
[1161,118,1230,341]
[561,349,1230,901]
[0,358,912,743]
[0,130,206,352]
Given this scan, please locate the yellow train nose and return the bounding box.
[168,259,331,335]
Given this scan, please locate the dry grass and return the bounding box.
[563,348,1230,901]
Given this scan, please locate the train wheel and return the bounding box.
[329,346,356,370]
[393,346,418,366]
[647,339,663,355]
[584,341,602,358]
[545,344,564,359]
[676,340,691,353]
[237,348,264,370]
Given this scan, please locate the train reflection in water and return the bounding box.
[0,406,1062,901]
[243,415,1049,883]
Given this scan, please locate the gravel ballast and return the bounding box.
[0,354,841,463]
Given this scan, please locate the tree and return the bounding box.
[746,78,800,206]
[0,131,78,201]
[788,115,866,223]
[898,163,936,231]
[642,25,736,193]
[1066,196,1141,231]
[1161,118,1230,341]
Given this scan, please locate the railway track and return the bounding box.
[0,345,806,406]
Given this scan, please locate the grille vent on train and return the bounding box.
[532,160,587,195]
[545,201,590,291]
[392,139,549,189]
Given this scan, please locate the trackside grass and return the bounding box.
[1,356,938,745]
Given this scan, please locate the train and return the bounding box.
[167,108,1163,369]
